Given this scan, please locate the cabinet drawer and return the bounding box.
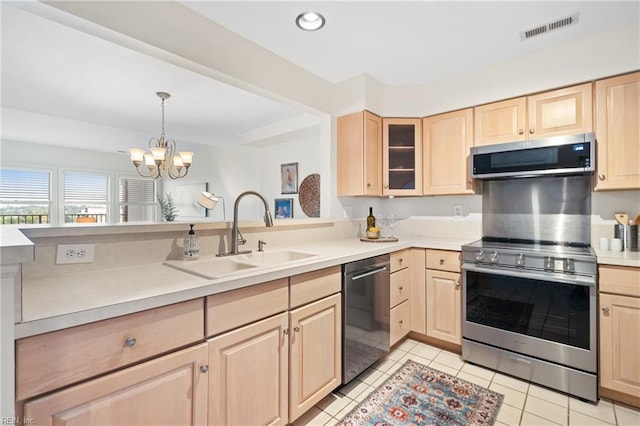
[390,300,410,346]
[599,265,640,297]
[390,267,410,308]
[16,298,204,401]
[390,250,409,273]
[207,278,288,336]
[426,249,461,272]
[290,266,341,309]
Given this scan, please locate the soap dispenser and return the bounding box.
[183,224,200,260]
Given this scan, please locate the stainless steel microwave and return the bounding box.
[470,133,595,179]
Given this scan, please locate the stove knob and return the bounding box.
[544,256,554,271]
[516,253,525,267]
[474,250,485,261]
[490,251,500,262]
[564,258,575,274]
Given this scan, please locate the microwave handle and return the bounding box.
[462,263,595,288]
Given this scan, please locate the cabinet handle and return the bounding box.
[200,365,209,373]
[384,184,389,189]
[601,306,610,315]
[439,258,445,265]
[518,129,524,135]
[399,320,404,325]
[283,329,289,335]
[456,278,461,289]
[124,336,137,347]
[294,326,300,333]
[399,258,403,264]
[598,174,606,181]
[399,286,404,291]
[367,182,371,188]
[529,128,535,134]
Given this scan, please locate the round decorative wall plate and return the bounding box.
[299,173,320,217]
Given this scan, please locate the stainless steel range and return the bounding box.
[462,134,598,402]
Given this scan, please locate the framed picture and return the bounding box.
[281,162,298,194]
[274,198,293,219]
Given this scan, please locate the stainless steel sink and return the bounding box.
[164,249,319,279]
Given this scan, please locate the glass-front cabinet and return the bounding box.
[382,118,422,196]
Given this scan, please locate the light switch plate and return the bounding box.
[56,244,95,264]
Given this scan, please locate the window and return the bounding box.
[64,171,109,223]
[0,168,52,224]
[119,176,157,223]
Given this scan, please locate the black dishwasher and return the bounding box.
[342,254,390,384]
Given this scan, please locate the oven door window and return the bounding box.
[465,271,590,350]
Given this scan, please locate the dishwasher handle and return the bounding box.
[351,265,388,281]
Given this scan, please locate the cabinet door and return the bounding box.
[595,72,640,190]
[426,270,461,345]
[337,110,383,196]
[423,108,475,195]
[289,293,341,422]
[390,300,410,346]
[23,344,208,425]
[474,97,527,146]
[208,313,288,426]
[383,118,423,196]
[600,293,640,397]
[527,83,593,139]
[409,248,427,335]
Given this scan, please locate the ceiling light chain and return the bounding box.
[129,92,194,180]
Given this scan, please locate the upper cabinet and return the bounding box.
[475,83,593,146]
[594,71,640,190]
[337,110,383,196]
[383,118,423,196]
[422,108,475,195]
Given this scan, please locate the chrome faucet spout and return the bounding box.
[218,190,273,256]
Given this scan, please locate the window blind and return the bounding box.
[119,177,156,204]
[64,172,109,202]
[0,169,51,202]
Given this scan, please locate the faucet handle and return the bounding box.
[237,229,247,246]
[258,240,267,252]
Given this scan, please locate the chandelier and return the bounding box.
[129,92,193,179]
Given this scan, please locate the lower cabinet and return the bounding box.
[208,313,289,426]
[23,344,209,425]
[390,250,411,346]
[425,250,462,346]
[289,293,342,421]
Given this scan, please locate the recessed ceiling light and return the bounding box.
[295,11,325,31]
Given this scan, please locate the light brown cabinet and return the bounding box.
[425,250,462,346]
[594,71,640,190]
[475,83,593,146]
[390,250,411,345]
[383,118,423,196]
[599,265,640,408]
[23,344,209,425]
[422,108,475,195]
[208,313,289,426]
[337,110,383,196]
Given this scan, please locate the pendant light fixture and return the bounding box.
[129,92,193,180]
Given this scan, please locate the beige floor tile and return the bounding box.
[460,362,496,381]
[496,402,523,425]
[374,358,398,373]
[409,342,442,360]
[293,406,334,426]
[614,402,640,426]
[316,393,353,417]
[521,411,563,425]
[524,395,568,425]
[359,368,384,386]
[457,370,491,388]
[432,350,465,370]
[396,338,418,352]
[386,349,406,362]
[490,382,527,410]
[428,361,461,376]
[568,410,615,426]
[353,384,374,403]
[568,398,616,424]
[398,352,431,366]
[334,400,358,421]
[528,384,569,408]
[336,379,369,400]
[371,371,390,387]
[492,372,530,393]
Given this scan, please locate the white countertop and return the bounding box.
[16,235,640,339]
[16,236,470,338]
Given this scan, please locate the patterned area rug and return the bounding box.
[337,360,504,426]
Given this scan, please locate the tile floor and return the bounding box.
[292,338,640,426]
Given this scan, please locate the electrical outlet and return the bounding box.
[453,204,463,217]
[56,244,95,264]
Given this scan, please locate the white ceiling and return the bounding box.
[1,1,638,153]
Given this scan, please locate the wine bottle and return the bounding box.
[366,207,376,230]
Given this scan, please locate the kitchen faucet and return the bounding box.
[217,190,273,256]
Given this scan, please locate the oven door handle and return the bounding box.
[462,263,595,287]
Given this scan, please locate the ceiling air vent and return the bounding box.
[520,12,579,41]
